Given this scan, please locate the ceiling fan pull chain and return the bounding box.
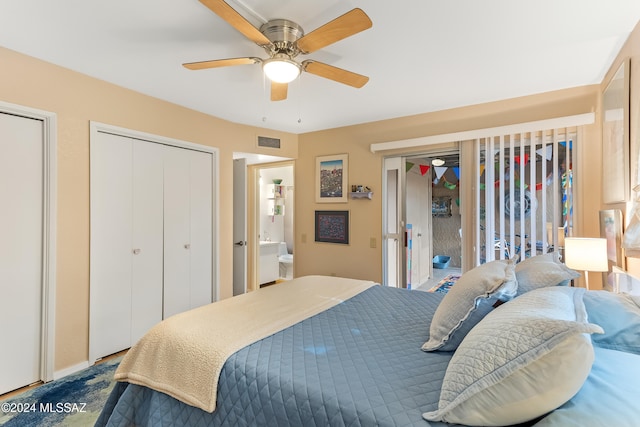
[297,75,303,124]
[262,72,268,122]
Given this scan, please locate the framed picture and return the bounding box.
[601,59,630,204]
[432,197,452,217]
[599,209,624,280]
[315,210,349,244]
[316,154,348,203]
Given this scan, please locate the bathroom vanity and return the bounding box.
[259,241,280,285]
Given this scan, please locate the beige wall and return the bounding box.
[0,46,298,371]
[296,86,602,284]
[294,128,383,281]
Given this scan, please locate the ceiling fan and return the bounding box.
[183,0,373,101]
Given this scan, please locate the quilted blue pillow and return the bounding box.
[421,259,518,352]
[514,253,579,296]
[583,290,640,355]
[534,347,640,427]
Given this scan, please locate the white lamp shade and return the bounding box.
[564,237,608,272]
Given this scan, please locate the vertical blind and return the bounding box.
[475,127,576,265]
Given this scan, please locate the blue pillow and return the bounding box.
[514,253,579,296]
[421,259,518,352]
[534,347,640,426]
[583,290,640,355]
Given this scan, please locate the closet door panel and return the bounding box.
[0,113,43,394]
[131,140,164,343]
[189,151,213,308]
[90,133,133,361]
[163,146,191,318]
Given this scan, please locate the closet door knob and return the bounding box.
[184,244,191,249]
[132,249,141,255]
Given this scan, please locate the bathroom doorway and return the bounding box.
[233,154,293,295]
[256,162,295,287]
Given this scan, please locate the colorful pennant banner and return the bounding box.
[434,166,447,180]
[404,152,571,195]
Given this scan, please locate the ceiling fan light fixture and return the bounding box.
[263,55,301,83]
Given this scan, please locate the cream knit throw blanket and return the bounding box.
[114,275,376,413]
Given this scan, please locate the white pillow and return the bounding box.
[423,287,603,426]
[515,253,579,296]
[421,259,518,352]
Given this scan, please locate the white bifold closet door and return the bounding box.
[187,150,213,309]
[0,113,43,394]
[90,131,212,362]
[131,140,164,343]
[163,146,212,318]
[90,134,164,361]
[163,146,191,318]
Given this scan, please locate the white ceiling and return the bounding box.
[1,0,639,134]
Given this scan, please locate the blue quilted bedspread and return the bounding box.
[97,286,455,426]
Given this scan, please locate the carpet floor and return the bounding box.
[0,357,121,427]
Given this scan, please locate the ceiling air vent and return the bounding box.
[257,136,281,149]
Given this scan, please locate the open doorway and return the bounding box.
[383,150,462,291]
[233,153,293,296]
[417,153,463,291]
[255,162,295,286]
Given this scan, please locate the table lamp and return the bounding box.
[564,237,608,290]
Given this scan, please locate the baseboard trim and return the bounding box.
[53,361,89,381]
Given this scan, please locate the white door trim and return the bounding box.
[0,100,57,383]
[89,121,220,302]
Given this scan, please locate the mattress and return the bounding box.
[97,285,454,426]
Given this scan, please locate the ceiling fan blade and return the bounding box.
[183,57,261,70]
[199,0,271,46]
[302,60,369,88]
[297,8,372,54]
[271,82,288,101]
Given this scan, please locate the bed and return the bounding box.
[96,256,640,427]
